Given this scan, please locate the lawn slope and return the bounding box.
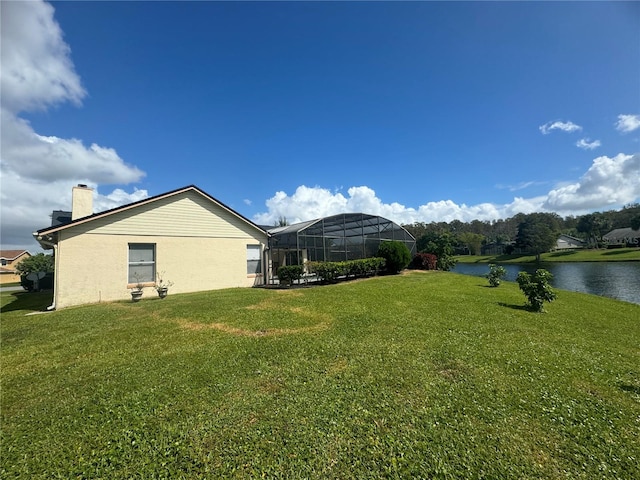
[2,272,639,479]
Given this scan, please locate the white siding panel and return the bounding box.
[75,191,262,239]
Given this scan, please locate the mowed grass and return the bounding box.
[2,272,639,479]
[456,247,640,264]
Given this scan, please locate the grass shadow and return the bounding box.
[0,291,53,313]
[492,254,532,262]
[603,249,637,256]
[497,302,530,312]
[548,250,578,258]
[618,382,640,395]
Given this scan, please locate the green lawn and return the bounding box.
[2,273,639,479]
[456,247,640,263]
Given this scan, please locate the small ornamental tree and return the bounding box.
[486,264,507,287]
[516,269,557,312]
[411,253,437,270]
[377,241,411,274]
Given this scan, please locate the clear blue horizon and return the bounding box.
[1,1,639,251]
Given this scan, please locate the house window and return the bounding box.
[247,245,261,275]
[128,243,155,283]
[1,259,6,266]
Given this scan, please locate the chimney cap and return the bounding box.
[77,184,88,188]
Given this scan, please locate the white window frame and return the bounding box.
[128,243,156,284]
[247,245,262,275]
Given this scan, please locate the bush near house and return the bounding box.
[377,240,411,274]
[20,272,54,292]
[307,258,385,283]
[276,265,304,286]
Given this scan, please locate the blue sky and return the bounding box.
[1,1,639,250]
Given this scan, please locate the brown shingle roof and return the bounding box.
[0,250,30,260]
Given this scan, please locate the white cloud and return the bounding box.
[576,138,601,150]
[0,0,146,251]
[539,120,582,135]
[0,0,85,113]
[615,114,640,133]
[1,109,144,184]
[543,153,640,211]
[253,186,546,227]
[254,153,640,227]
[495,181,547,192]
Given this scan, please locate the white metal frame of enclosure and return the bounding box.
[267,213,416,281]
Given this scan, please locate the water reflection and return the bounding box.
[452,262,640,305]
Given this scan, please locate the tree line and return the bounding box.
[403,203,640,259]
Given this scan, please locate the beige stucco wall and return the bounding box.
[0,272,21,284]
[53,190,267,308]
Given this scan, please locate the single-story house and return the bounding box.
[34,185,270,309]
[554,234,586,250]
[603,227,640,248]
[0,249,31,284]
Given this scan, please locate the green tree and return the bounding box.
[515,213,561,261]
[631,214,640,231]
[576,212,611,247]
[15,253,54,277]
[377,241,411,274]
[275,216,289,227]
[457,232,485,255]
[417,231,457,271]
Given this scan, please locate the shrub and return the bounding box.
[307,258,385,283]
[411,253,437,270]
[377,241,411,274]
[486,264,507,287]
[276,265,304,286]
[20,272,54,292]
[516,269,557,312]
[307,261,340,283]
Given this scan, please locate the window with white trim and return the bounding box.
[247,245,261,275]
[128,243,156,283]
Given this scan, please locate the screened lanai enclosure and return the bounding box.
[268,213,416,275]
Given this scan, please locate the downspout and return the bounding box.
[34,233,57,310]
[47,243,58,310]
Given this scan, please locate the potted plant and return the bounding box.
[155,272,173,299]
[130,274,145,302]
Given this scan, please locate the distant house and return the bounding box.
[603,227,640,248]
[555,234,586,250]
[0,250,31,284]
[33,185,269,309]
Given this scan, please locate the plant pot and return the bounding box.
[131,290,143,302]
[157,287,168,299]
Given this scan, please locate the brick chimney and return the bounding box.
[71,184,94,220]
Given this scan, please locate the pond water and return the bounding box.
[452,262,640,305]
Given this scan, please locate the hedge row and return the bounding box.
[276,265,304,285]
[307,257,386,283]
